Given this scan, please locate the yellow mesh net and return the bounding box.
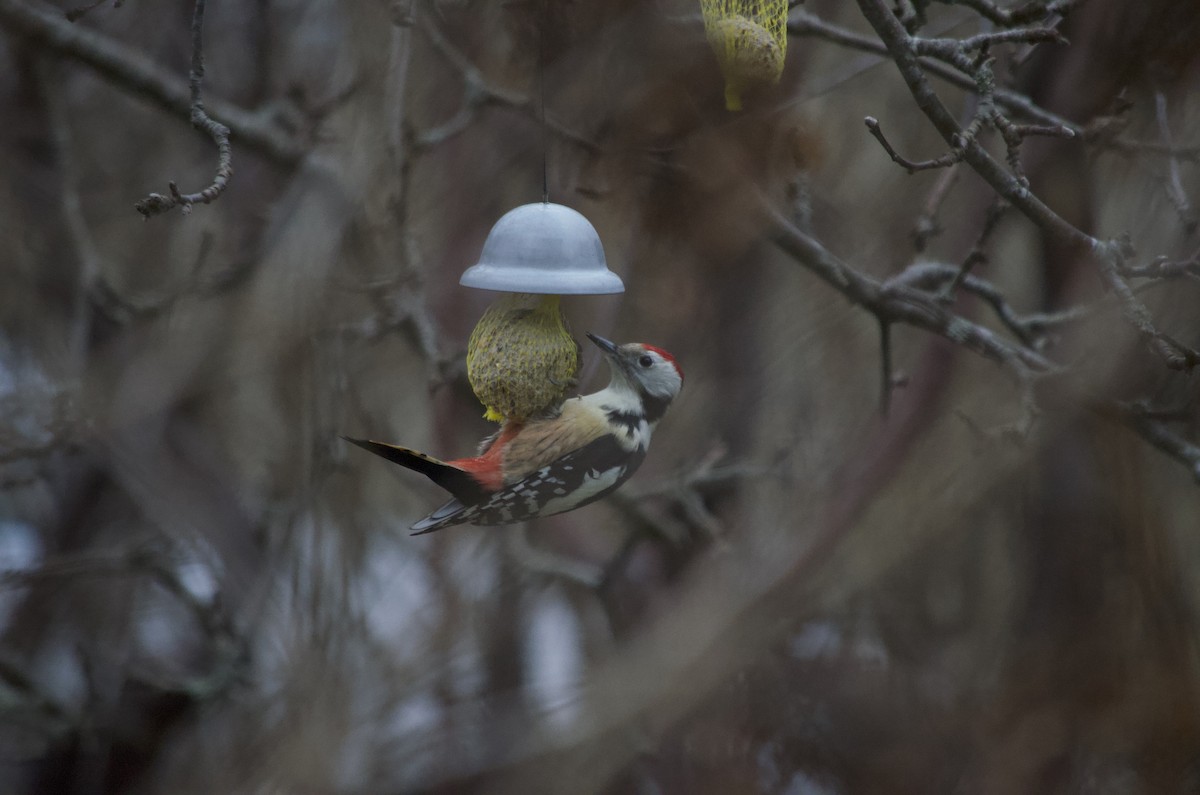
[699,0,787,111]
[466,294,581,423]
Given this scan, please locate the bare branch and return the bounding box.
[0,655,74,740]
[912,26,1068,68]
[612,449,767,542]
[1110,405,1200,483]
[0,547,149,589]
[765,198,1057,375]
[864,116,964,173]
[876,43,1074,189]
[1102,137,1200,163]
[335,277,463,385]
[953,0,1085,27]
[788,10,1078,132]
[770,198,1200,481]
[621,457,770,502]
[135,0,232,218]
[1121,252,1200,282]
[0,391,82,468]
[0,543,243,699]
[1154,91,1198,233]
[792,7,1199,166]
[1094,242,1200,371]
[507,524,604,588]
[889,261,1088,347]
[0,0,302,165]
[939,197,1007,301]
[879,318,895,416]
[64,0,120,22]
[414,12,599,154]
[911,164,960,251]
[853,0,1200,375]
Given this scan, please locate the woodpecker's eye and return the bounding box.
[638,355,654,368]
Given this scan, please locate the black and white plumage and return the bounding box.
[345,333,683,535]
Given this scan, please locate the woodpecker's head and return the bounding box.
[586,333,683,421]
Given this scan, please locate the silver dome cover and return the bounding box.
[459,203,624,294]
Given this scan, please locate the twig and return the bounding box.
[507,524,604,588]
[853,0,1200,374]
[507,449,750,587]
[1121,253,1200,283]
[788,10,1077,132]
[912,164,960,251]
[765,198,1057,374]
[389,0,414,27]
[64,0,120,22]
[895,45,1073,188]
[1102,137,1200,163]
[770,200,1200,481]
[0,543,243,698]
[608,492,692,547]
[913,29,1066,65]
[939,197,1007,301]
[864,116,964,173]
[1006,365,1041,440]
[893,0,924,32]
[794,7,1200,169]
[792,2,1200,478]
[135,0,231,218]
[0,548,146,589]
[0,655,74,739]
[337,265,462,386]
[1154,91,1198,233]
[0,391,82,466]
[1122,399,1195,423]
[878,318,899,416]
[40,56,244,327]
[38,58,99,363]
[957,361,1043,443]
[1094,241,1200,371]
[620,459,769,502]
[607,451,766,544]
[1110,405,1200,483]
[890,260,1090,346]
[595,528,651,593]
[955,0,1084,27]
[0,0,302,165]
[414,11,599,154]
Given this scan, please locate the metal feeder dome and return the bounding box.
[460,202,624,294]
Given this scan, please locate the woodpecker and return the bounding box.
[345,333,683,535]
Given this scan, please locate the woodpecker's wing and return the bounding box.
[343,437,491,505]
[409,434,647,535]
[495,398,615,483]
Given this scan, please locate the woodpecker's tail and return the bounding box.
[410,498,468,535]
[342,437,490,505]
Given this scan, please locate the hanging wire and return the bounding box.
[539,0,549,203]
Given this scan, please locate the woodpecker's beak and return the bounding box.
[586,333,620,357]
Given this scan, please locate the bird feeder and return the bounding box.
[700,0,787,111]
[461,203,624,423]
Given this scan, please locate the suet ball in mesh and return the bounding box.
[466,294,581,423]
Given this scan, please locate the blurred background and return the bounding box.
[1,0,1199,792]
